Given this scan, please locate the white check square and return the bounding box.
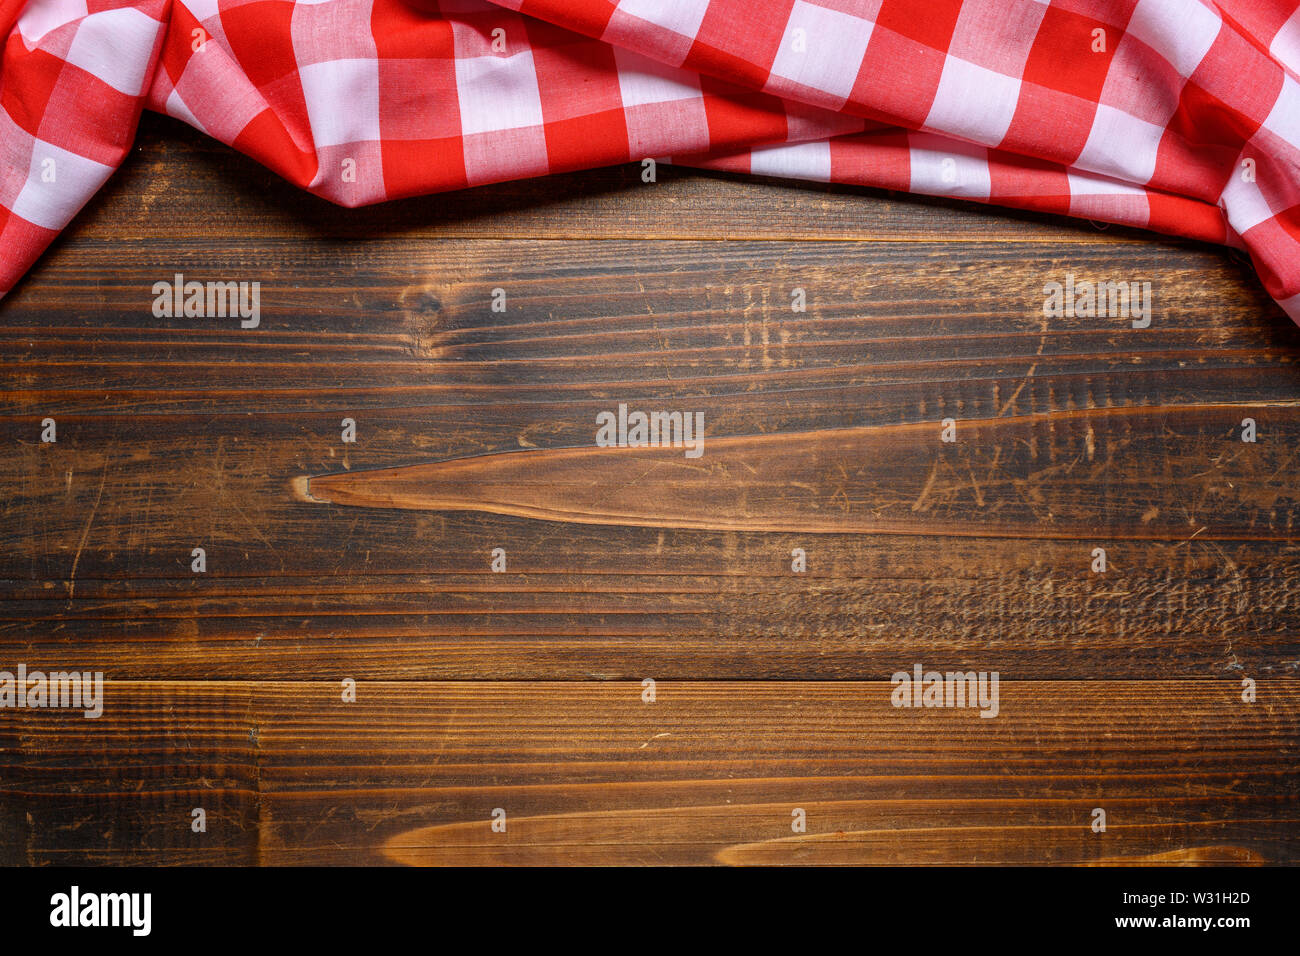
[768,1,874,104]
[1066,169,1149,198]
[164,88,207,135]
[180,0,222,23]
[11,139,112,230]
[300,58,381,148]
[1126,0,1221,78]
[1219,165,1275,234]
[454,51,545,135]
[614,47,702,108]
[17,0,87,45]
[750,140,832,181]
[1074,104,1166,185]
[63,6,160,96]
[1261,75,1300,149]
[923,56,1021,147]
[1270,8,1300,77]
[615,0,711,39]
[909,132,991,199]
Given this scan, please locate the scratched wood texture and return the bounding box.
[0,111,1297,865]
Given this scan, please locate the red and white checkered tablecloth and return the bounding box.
[3,0,1298,322]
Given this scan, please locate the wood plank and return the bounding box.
[5,239,1290,349]
[304,405,1300,539]
[0,556,1294,679]
[0,399,1295,678]
[2,680,1295,865]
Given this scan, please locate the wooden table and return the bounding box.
[2,111,1297,865]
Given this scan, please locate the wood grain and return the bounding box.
[2,681,1296,866]
[0,110,1296,865]
[304,405,1300,539]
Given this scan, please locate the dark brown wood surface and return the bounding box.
[1,111,1297,865]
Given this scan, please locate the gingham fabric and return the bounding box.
[3,0,1299,321]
